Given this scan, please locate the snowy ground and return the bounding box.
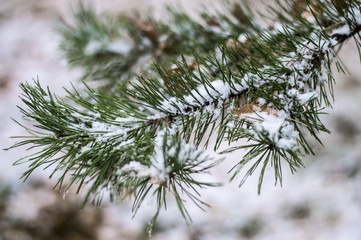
[1,0,361,240]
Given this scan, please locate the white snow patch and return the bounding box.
[273,22,284,33]
[348,7,361,25]
[84,40,103,56]
[332,24,351,36]
[297,91,318,105]
[106,38,134,55]
[257,98,266,106]
[238,34,247,43]
[84,38,134,56]
[236,109,298,151]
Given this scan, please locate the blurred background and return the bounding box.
[1,0,361,239]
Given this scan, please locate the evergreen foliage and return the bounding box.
[6,0,361,232]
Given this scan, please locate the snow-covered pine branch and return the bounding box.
[7,0,361,233]
[58,1,259,92]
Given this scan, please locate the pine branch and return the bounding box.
[6,0,361,233]
[7,79,220,230]
[58,1,260,93]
